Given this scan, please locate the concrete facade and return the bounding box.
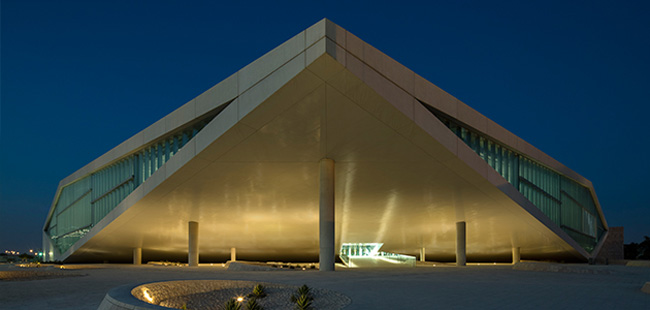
[43,19,608,266]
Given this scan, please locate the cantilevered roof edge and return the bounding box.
[45,20,341,257]
[44,18,606,261]
[44,19,339,231]
[318,18,605,234]
[331,22,593,190]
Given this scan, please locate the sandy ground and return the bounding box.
[1,263,649,309]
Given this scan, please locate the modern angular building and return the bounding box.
[43,19,608,268]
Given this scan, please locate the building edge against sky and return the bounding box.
[42,19,608,265]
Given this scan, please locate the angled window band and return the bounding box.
[420,100,604,253]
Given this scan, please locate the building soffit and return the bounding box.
[44,20,334,231]
[46,19,603,230]
[65,53,584,262]
[52,19,599,262]
[321,19,605,239]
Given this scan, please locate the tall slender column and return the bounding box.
[231,247,237,262]
[319,158,335,271]
[512,247,520,264]
[420,247,426,262]
[188,221,199,267]
[133,248,142,265]
[456,221,466,267]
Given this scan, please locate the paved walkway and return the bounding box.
[1,263,649,309]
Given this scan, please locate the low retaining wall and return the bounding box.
[642,282,650,294]
[97,282,171,310]
[626,260,650,268]
[512,262,612,274]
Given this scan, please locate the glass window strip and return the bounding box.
[91,175,135,204]
[421,102,603,253]
[46,111,220,255]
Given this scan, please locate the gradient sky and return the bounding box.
[1,1,649,254]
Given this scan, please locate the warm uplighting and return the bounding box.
[236,296,244,302]
[143,289,154,302]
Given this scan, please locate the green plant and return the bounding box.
[248,284,266,299]
[180,304,187,310]
[290,284,314,307]
[246,298,263,310]
[293,294,313,310]
[223,298,242,310]
[296,285,311,296]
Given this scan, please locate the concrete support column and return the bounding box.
[319,158,335,272]
[133,248,142,265]
[512,247,521,264]
[456,221,466,267]
[188,221,199,267]
[420,247,426,262]
[231,247,237,262]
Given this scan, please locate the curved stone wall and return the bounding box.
[98,280,351,310]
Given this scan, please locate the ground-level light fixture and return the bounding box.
[142,288,154,302]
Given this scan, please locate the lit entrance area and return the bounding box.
[340,243,415,268]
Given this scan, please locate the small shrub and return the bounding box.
[296,285,311,297]
[246,298,263,310]
[293,294,313,310]
[290,293,314,304]
[248,284,266,299]
[290,284,314,306]
[223,298,241,310]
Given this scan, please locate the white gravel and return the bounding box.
[134,280,350,309]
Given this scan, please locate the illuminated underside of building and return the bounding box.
[42,19,608,266]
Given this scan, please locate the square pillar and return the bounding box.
[420,247,426,262]
[188,221,199,267]
[512,247,520,264]
[456,221,466,267]
[231,247,236,262]
[319,158,335,271]
[133,248,142,265]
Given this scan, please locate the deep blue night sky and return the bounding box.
[1,1,649,253]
